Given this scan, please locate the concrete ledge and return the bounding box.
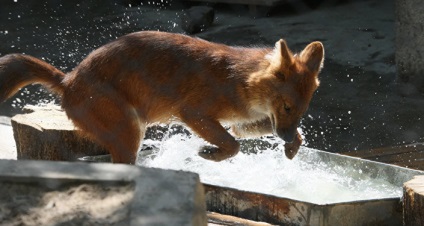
[0,159,207,226]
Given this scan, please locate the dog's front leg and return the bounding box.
[181,114,240,161]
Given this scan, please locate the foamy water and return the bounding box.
[138,134,401,204]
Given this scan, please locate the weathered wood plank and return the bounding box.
[341,143,424,170]
[207,212,274,226]
[12,106,109,161]
[343,143,424,159]
[398,159,424,171]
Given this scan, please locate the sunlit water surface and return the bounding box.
[138,134,400,204]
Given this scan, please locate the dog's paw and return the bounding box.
[198,146,234,162]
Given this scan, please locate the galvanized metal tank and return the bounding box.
[203,148,423,226]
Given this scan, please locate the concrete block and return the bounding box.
[395,0,424,23]
[395,0,424,94]
[0,159,207,226]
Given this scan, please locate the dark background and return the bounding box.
[1,0,423,154]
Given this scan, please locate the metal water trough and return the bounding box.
[80,130,423,226]
[202,148,423,226]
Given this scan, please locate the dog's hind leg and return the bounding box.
[63,93,144,164]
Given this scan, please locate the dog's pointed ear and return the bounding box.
[300,41,324,73]
[277,39,293,65]
[268,39,293,70]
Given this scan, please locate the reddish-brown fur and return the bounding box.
[0,31,324,164]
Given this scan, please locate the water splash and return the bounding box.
[139,133,401,204]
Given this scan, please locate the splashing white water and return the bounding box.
[139,134,402,204]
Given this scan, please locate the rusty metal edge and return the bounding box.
[203,183,404,226]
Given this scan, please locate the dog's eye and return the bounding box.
[276,72,285,80]
[284,104,291,113]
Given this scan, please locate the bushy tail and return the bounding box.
[0,54,66,102]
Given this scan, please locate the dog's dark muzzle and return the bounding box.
[276,127,296,143]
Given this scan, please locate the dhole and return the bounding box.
[0,31,324,164]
